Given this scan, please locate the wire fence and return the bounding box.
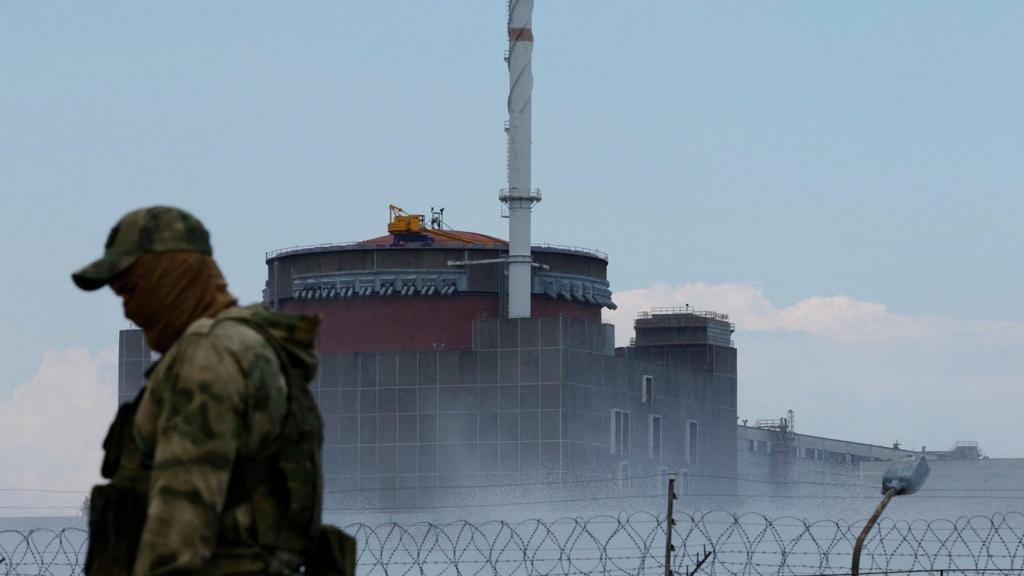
[4,511,1024,576]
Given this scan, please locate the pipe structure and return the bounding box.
[502,0,540,318]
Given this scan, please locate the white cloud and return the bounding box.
[605,283,1024,457]
[0,347,118,516]
[607,282,974,343]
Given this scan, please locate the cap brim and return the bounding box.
[72,253,140,291]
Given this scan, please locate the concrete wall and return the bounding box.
[117,317,739,512]
[730,428,1024,518]
[736,426,914,496]
[284,295,600,354]
[118,328,153,405]
[317,316,609,509]
[862,457,1024,490]
[560,346,737,497]
[317,316,737,509]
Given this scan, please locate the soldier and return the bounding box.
[73,206,352,576]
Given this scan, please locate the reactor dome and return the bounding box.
[263,209,615,353]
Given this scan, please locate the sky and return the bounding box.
[1,2,1022,512]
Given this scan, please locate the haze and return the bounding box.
[1,1,1021,508]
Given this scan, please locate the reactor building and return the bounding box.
[114,0,739,511]
[116,210,740,510]
[115,216,740,510]
[255,211,738,509]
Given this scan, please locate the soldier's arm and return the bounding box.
[133,335,247,576]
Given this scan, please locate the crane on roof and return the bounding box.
[388,205,432,246]
[388,205,425,234]
[387,204,492,246]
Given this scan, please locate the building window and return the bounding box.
[748,439,756,452]
[641,375,654,404]
[827,451,845,464]
[611,409,631,456]
[649,415,662,460]
[686,420,699,464]
[681,470,691,495]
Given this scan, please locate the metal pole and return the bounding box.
[504,0,539,318]
[852,487,897,576]
[664,473,677,576]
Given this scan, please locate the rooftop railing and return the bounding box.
[629,336,736,348]
[267,241,609,262]
[266,241,364,260]
[637,307,730,322]
[532,243,608,261]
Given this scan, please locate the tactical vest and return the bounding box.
[216,312,354,576]
[217,313,324,561]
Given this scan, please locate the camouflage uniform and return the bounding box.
[74,207,328,576]
[132,305,322,575]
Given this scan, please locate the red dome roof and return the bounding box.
[358,230,507,248]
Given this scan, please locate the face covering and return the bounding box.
[113,252,238,353]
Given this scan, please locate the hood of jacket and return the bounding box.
[217,305,321,384]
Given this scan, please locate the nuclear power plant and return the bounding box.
[259,218,738,507]
[113,0,738,510]
[253,0,739,508]
[113,1,1007,513]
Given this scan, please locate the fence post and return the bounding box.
[665,472,677,576]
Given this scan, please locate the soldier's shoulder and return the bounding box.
[214,307,277,353]
[147,308,278,389]
[178,305,276,360]
[145,318,254,404]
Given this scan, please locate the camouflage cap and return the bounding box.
[72,206,212,291]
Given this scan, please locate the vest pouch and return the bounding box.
[84,482,148,576]
[304,525,356,576]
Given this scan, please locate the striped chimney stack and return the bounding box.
[502,0,540,319]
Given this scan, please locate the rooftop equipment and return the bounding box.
[754,410,796,488]
[388,205,432,246]
[388,204,509,247]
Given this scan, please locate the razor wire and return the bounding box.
[5,512,1024,576]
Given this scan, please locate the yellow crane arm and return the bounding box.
[388,204,424,234]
